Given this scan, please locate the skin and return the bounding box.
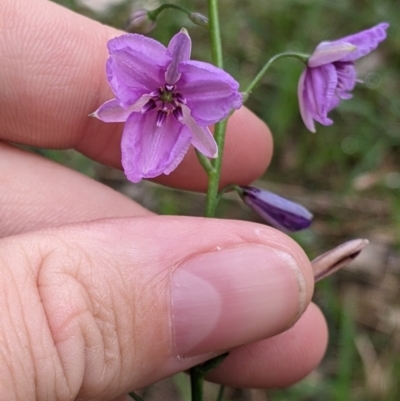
[0,0,328,400]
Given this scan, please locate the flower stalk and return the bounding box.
[147,4,209,29]
[243,52,309,100]
[205,118,228,216]
[190,1,229,399]
[195,150,215,176]
[203,0,228,217]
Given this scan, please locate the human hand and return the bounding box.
[0,1,328,400]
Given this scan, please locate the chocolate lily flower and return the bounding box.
[91,29,242,182]
[298,23,389,132]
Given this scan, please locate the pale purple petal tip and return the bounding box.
[329,22,389,62]
[90,99,128,122]
[181,105,218,158]
[298,70,316,132]
[240,186,313,232]
[165,29,192,85]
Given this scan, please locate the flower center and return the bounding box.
[141,84,187,127]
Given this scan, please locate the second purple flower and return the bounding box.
[298,23,389,132]
[91,29,242,183]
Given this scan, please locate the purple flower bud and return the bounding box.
[126,9,156,34]
[239,186,313,232]
[188,12,209,29]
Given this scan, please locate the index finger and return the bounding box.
[0,0,272,190]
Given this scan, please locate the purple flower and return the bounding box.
[91,30,242,183]
[126,9,156,34]
[239,186,313,232]
[298,23,389,132]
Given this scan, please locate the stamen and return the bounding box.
[173,106,183,121]
[175,93,187,104]
[165,84,175,91]
[156,110,167,127]
[141,99,157,114]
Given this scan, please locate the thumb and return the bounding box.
[0,216,313,400]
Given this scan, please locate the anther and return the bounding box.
[141,99,157,114]
[173,106,184,121]
[175,93,187,104]
[156,110,167,127]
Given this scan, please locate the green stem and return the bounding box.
[207,0,223,68]
[204,119,228,217]
[215,184,240,205]
[216,385,225,401]
[202,0,226,217]
[190,368,204,401]
[147,4,191,20]
[195,150,215,176]
[190,2,227,401]
[129,392,145,401]
[242,52,309,100]
[147,4,209,29]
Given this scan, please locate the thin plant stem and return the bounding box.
[190,1,226,400]
[195,150,215,176]
[205,118,228,217]
[216,184,240,204]
[207,0,223,68]
[216,385,225,401]
[148,4,191,20]
[203,0,227,217]
[147,4,208,30]
[129,392,145,401]
[190,368,204,401]
[243,52,309,99]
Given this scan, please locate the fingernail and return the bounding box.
[170,245,307,357]
[312,238,369,282]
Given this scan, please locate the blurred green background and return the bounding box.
[49,0,400,400]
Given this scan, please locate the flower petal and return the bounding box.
[308,42,357,68]
[181,105,218,158]
[106,34,171,105]
[334,62,357,102]
[108,34,169,66]
[328,22,389,62]
[90,99,131,122]
[121,111,191,182]
[308,64,338,125]
[165,29,192,85]
[178,60,242,126]
[90,95,152,122]
[297,70,316,133]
